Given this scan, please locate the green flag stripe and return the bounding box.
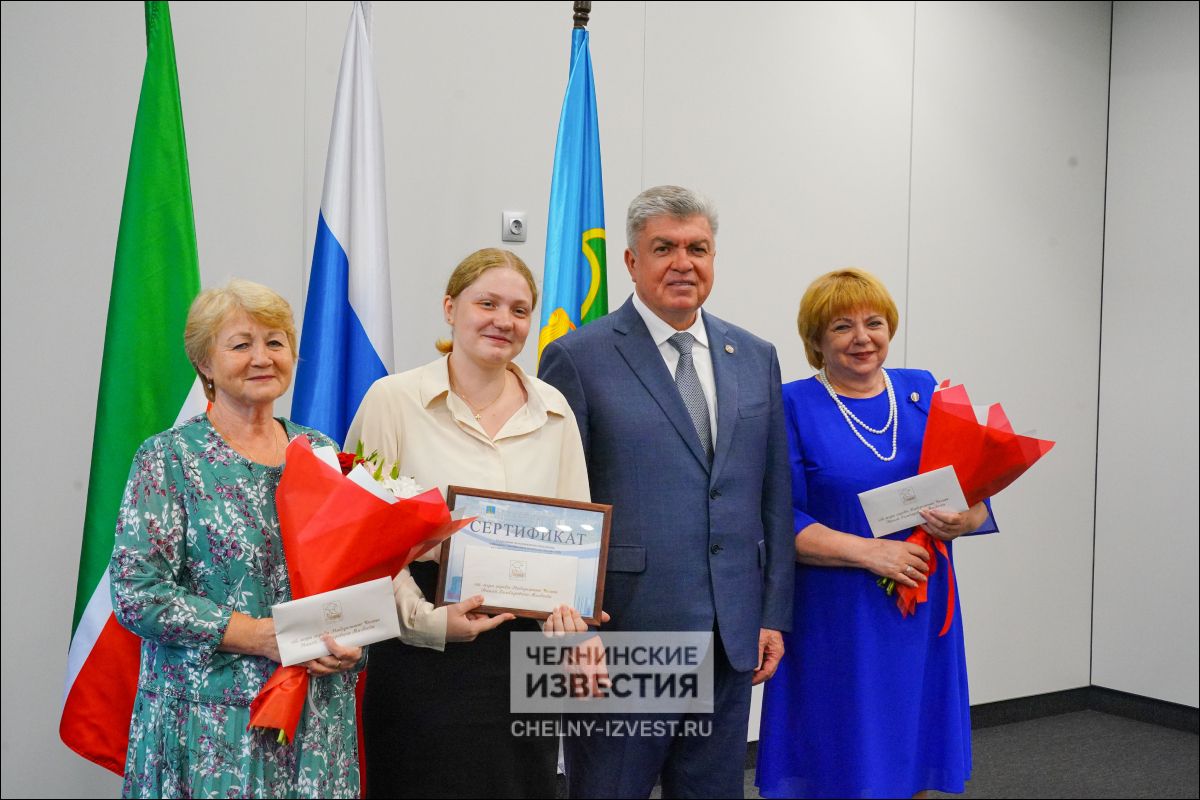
[581,236,607,325]
[72,0,200,632]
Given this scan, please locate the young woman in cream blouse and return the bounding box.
[345,248,592,798]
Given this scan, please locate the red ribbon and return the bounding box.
[894,528,955,636]
[248,665,308,741]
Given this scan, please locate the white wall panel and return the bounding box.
[907,1,1110,704]
[1093,0,1199,707]
[641,1,916,382]
[173,0,309,406]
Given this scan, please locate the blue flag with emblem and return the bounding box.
[538,26,607,362]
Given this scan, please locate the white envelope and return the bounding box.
[460,546,577,613]
[857,465,969,538]
[271,576,401,666]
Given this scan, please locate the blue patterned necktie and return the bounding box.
[668,332,713,462]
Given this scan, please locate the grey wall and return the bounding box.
[907,0,1111,705]
[1,2,1195,797]
[1093,0,1200,707]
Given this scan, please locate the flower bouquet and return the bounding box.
[888,380,1055,635]
[248,436,471,741]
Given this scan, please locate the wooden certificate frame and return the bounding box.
[434,486,612,625]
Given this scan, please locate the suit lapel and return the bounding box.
[612,299,711,471]
[706,314,738,482]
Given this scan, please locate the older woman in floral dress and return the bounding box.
[109,279,363,799]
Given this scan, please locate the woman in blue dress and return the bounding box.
[109,280,364,798]
[756,268,995,798]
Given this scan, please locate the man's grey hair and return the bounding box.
[625,185,719,252]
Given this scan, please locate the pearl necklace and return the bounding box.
[815,368,898,462]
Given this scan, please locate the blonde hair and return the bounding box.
[184,279,297,400]
[797,268,899,369]
[436,248,538,354]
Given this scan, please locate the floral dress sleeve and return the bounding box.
[109,435,231,663]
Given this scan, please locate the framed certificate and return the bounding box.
[434,486,612,625]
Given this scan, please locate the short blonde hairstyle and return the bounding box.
[184,279,298,400]
[797,268,899,369]
[436,248,538,354]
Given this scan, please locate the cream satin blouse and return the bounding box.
[345,356,591,650]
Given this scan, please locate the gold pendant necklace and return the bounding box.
[453,373,507,420]
[211,411,285,464]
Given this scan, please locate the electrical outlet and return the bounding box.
[502,210,527,243]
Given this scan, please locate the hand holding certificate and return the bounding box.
[436,487,612,625]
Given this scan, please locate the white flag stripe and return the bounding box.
[173,377,208,426]
[62,572,114,707]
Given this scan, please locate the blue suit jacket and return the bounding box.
[539,297,794,671]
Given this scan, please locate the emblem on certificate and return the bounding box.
[435,486,613,625]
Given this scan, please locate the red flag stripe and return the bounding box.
[59,614,140,775]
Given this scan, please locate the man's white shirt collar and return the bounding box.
[631,292,709,350]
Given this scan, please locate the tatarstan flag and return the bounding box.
[60,0,205,774]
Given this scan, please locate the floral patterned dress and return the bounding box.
[109,414,360,799]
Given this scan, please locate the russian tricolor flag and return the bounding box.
[293,1,393,447]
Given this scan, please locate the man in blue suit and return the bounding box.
[539,185,794,798]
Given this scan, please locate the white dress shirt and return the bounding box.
[631,292,719,443]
